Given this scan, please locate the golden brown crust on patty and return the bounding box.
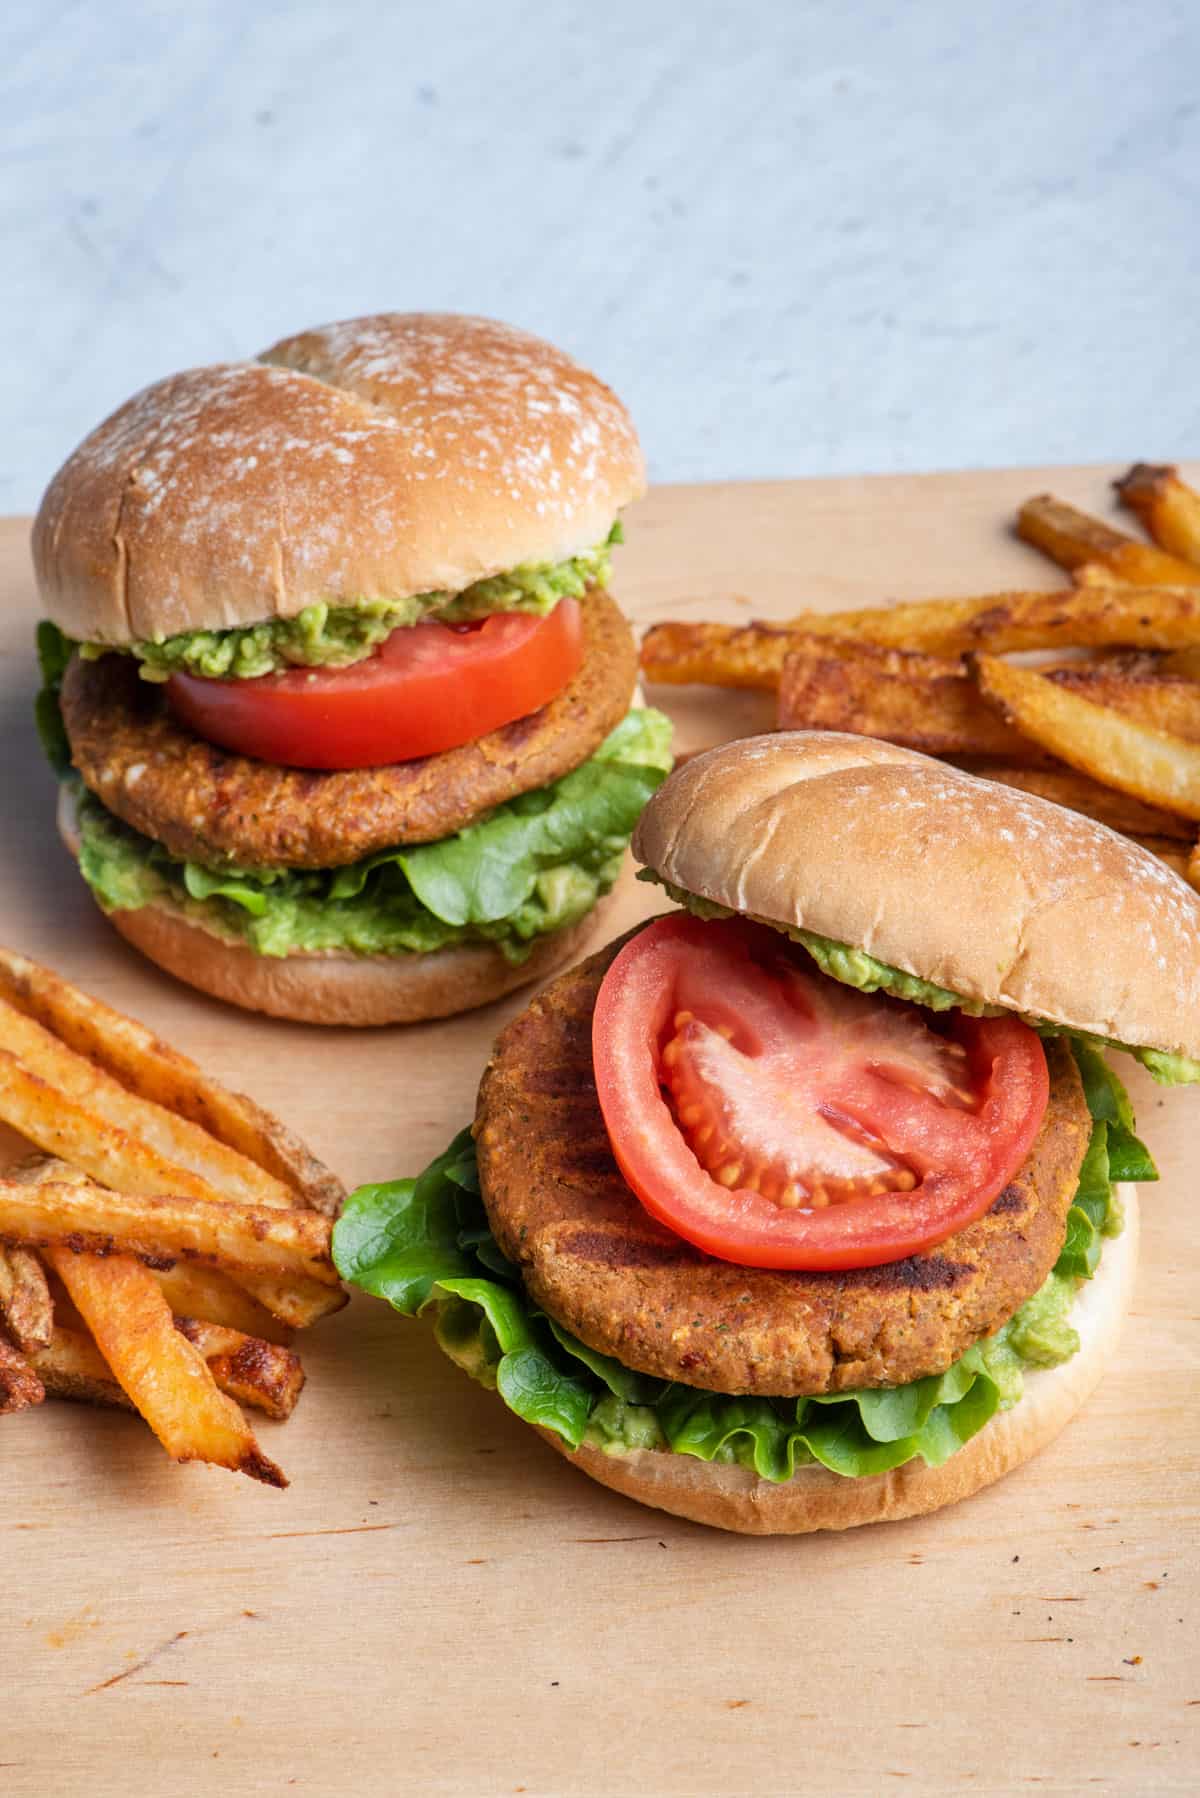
[474,923,1091,1397]
[60,588,636,869]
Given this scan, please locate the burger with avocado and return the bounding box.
[333,733,1200,1533]
[33,313,671,1025]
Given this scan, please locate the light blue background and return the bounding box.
[5,0,1197,511]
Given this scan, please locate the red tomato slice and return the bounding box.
[165,599,584,770]
[592,913,1050,1271]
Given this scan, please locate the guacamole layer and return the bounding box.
[78,528,622,682]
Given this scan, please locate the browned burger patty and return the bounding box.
[61,588,636,869]
[474,924,1092,1397]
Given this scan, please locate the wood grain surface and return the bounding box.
[0,470,1196,1796]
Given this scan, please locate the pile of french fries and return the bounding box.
[641,464,1200,882]
[0,949,346,1486]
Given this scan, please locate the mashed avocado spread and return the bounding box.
[70,708,673,963]
[76,527,622,682]
[641,873,1200,1087]
[331,1036,1151,1482]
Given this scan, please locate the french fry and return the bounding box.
[1044,665,1200,745]
[0,1051,270,1208]
[27,1324,126,1407]
[31,1322,305,1422]
[20,1159,338,1334]
[0,1175,339,1288]
[0,1245,52,1352]
[173,1318,305,1421]
[975,655,1200,820]
[149,1263,294,1346]
[956,762,1196,841]
[1161,647,1200,679]
[1115,464,1200,569]
[641,619,798,689]
[0,947,344,1216]
[0,1329,43,1413]
[228,1272,346,1331]
[44,1249,285,1486]
[1070,562,1124,588]
[1134,838,1192,881]
[0,997,297,1210]
[641,586,1200,688]
[777,637,1034,756]
[0,1061,342,1314]
[1016,495,1200,586]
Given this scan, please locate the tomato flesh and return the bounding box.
[166,599,584,770]
[592,913,1050,1271]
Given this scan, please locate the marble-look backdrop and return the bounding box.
[4,0,1196,509]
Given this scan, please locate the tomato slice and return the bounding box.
[165,599,584,770]
[592,914,1049,1271]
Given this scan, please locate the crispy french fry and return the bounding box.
[27,1323,125,1406]
[1044,666,1200,745]
[975,655,1200,820]
[31,1321,305,1422]
[0,1175,339,1288]
[1161,647,1200,679]
[0,997,297,1210]
[0,1051,268,1208]
[0,948,344,1216]
[641,587,1200,687]
[777,637,1035,756]
[641,619,797,689]
[229,1272,347,1331]
[149,1263,293,1346]
[44,1249,285,1485]
[8,1152,343,1330]
[956,761,1196,841]
[0,1328,44,1413]
[1016,494,1200,586]
[1115,464,1200,569]
[1134,837,1192,880]
[0,1245,52,1352]
[1071,562,1123,588]
[173,1318,305,1421]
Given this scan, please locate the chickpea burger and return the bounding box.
[34,313,671,1025]
[334,733,1200,1532]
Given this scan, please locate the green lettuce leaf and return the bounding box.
[332,1040,1149,1482]
[77,527,623,681]
[70,708,673,963]
[34,621,77,775]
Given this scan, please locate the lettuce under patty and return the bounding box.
[331,1044,1152,1483]
[34,620,75,775]
[75,527,623,682]
[69,708,673,963]
[643,874,1200,1087]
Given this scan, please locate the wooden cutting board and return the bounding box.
[0,469,1196,1797]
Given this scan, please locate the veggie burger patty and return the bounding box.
[475,923,1093,1397]
[61,586,637,870]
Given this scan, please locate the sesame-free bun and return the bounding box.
[535,1191,1137,1534]
[33,313,644,647]
[58,784,616,1027]
[634,732,1200,1063]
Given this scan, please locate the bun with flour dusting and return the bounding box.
[35,314,644,646]
[34,314,669,1024]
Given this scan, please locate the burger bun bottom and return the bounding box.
[533,1191,1138,1534]
[58,783,617,1027]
